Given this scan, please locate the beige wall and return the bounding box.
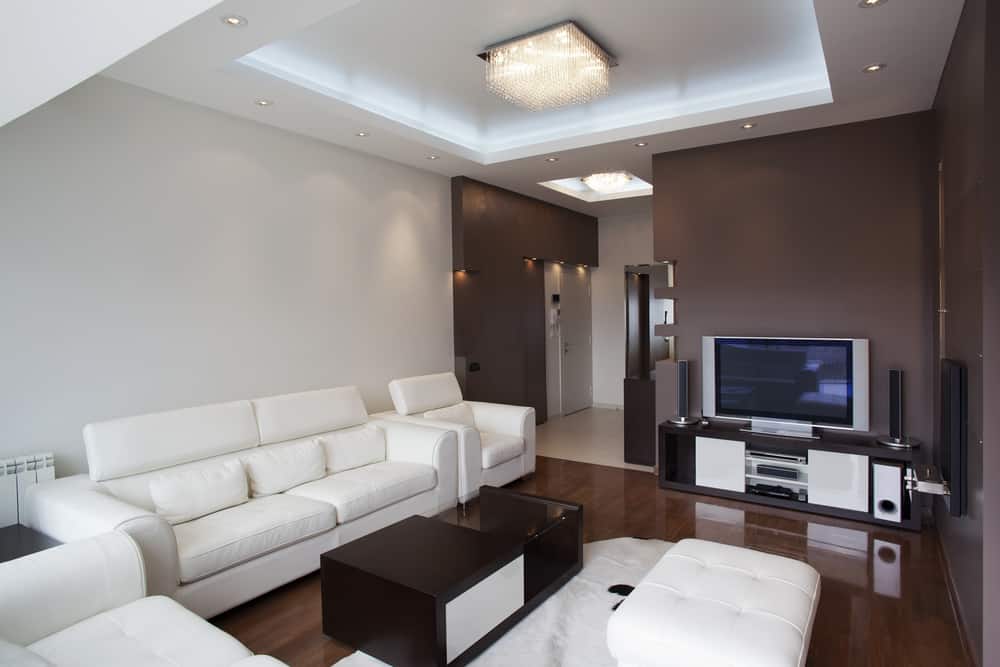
[591,207,653,408]
[0,76,454,475]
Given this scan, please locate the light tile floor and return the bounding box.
[535,407,654,472]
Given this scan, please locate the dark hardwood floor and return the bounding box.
[213,456,971,666]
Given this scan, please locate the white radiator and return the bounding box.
[0,452,55,527]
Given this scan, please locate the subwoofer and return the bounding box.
[872,460,904,523]
[668,360,698,426]
[876,369,921,448]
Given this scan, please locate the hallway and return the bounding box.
[535,407,654,472]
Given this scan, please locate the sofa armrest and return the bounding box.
[467,402,536,474]
[375,420,458,506]
[0,532,145,645]
[24,474,180,597]
[376,413,482,503]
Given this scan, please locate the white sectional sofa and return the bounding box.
[382,372,535,503]
[0,532,286,667]
[24,386,458,618]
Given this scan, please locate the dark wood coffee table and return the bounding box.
[321,486,583,666]
[0,524,61,564]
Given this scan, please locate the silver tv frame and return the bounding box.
[702,336,870,435]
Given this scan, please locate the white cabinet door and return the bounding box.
[808,450,869,512]
[695,437,745,492]
[445,555,524,662]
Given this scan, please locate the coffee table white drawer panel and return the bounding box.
[445,555,524,662]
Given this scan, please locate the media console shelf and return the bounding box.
[659,420,922,531]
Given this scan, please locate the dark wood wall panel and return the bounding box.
[933,0,987,662]
[452,177,598,422]
[651,113,938,445]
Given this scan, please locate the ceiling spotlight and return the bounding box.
[634,142,648,148]
[356,131,369,137]
[221,15,247,27]
[545,156,560,163]
[858,0,886,7]
[741,122,756,130]
[427,155,440,160]
[254,99,273,107]
[863,63,887,73]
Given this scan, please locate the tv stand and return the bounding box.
[659,419,921,531]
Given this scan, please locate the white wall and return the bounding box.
[0,76,454,475]
[591,208,653,408]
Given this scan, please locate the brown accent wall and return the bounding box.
[984,4,999,665]
[934,0,986,662]
[452,177,598,422]
[651,113,937,445]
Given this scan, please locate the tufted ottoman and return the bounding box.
[606,538,821,667]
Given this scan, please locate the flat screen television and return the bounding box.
[702,336,869,432]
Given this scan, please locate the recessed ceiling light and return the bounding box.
[863,63,887,73]
[254,99,272,107]
[741,122,756,130]
[634,142,648,148]
[858,0,886,7]
[427,155,440,160]
[221,15,247,27]
[356,131,369,137]
[545,156,560,163]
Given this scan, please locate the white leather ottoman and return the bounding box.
[607,538,821,667]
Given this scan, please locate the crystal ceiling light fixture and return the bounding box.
[478,21,616,111]
[582,171,632,194]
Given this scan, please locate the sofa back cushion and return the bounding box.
[321,424,386,474]
[252,386,369,445]
[84,400,259,482]
[149,460,249,525]
[424,403,476,428]
[241,439,327,496]
[388,372,464,416]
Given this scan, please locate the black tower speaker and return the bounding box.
[668,360,698,426]
[877,368,920,448]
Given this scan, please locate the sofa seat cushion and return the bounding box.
[480,432,524,469]
[606,538,821,667]
[174,494,336,583]
[286,462,436,523]
[28,595,251,667]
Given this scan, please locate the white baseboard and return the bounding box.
[592,403,624,410]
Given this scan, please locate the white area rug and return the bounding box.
[334,537,673,667]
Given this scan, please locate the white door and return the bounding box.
[559,265,593,415]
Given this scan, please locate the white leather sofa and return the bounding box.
[24,386,458,619]
[0,532,286,667]
[381,372,535,503]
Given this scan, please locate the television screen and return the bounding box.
[715,338,854,426]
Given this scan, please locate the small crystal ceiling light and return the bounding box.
[221,15,247,27]
[356,131,369,137]
[863,63,886,73]
[582,171,632,195]
[858,0,887,7]
[634,142,648,147]
[545,156,560,163]
[479,21,616,112]
[741,122,756,130]
[254,99,272,107]
[427,155,440,160]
